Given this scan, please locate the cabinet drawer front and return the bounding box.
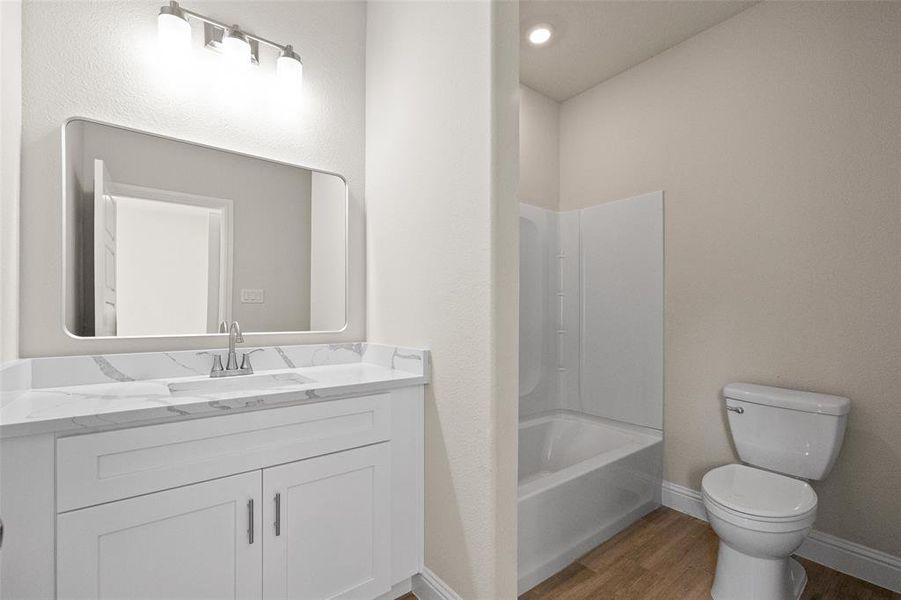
[57,394,391,512]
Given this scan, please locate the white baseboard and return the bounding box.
[660,480,901,593]
[661,480,708,521]
[799,530,901,593]
[413,567,462,600]
[376,578,412,600]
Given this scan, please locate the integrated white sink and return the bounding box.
[167,372,315,396]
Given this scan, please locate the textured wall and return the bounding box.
[559,2,901,556]
[518,85,559,211]
[20,0,365,357]
[0,0,21,362]
[366,1,519,597]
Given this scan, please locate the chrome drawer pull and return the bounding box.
[248,499,254,544]
[274,493,281,536]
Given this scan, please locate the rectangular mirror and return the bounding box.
[63,119,347,338]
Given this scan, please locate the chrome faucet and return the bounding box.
[226,321,244,370]
[210,320,258,378]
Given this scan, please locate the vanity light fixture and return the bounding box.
[156,1,303,90]
[221,25,253,65]
[157,1,191,51]
[276,45,304,92]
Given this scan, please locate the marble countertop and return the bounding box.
[0,343,429,438]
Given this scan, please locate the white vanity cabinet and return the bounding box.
[0,386,423,600]
[58,444,392,600]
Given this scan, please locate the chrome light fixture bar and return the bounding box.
[157,1,303,88]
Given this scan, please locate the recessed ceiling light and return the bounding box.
[527,24,553,46]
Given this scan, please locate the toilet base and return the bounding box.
[711,542,807,600]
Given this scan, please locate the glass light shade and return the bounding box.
[222,31,252,65]
[157,12,191,52]
[276,54,303,93]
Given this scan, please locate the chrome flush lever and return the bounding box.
[726,406,744,414]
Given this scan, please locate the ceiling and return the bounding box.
[520,1,757,102]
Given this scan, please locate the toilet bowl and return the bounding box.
[703,383,850,600]
[702,464,816,600]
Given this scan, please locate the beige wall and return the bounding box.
[519,84,559,210]
[559,2,901,555]
[366,1,519,597]
[19,0,365,357]
[492,2,520,594]
[0,0,22,362]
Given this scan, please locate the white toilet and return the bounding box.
[702,383,850,600]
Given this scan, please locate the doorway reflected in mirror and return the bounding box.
[63,119,347,338]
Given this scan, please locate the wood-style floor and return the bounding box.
[396,507,897,599]
[520,507,900,600]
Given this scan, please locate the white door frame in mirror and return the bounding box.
[108,182,235,335]
[60,116,351,342]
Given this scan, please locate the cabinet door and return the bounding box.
[263,444,391,600]
[58,471,262,600]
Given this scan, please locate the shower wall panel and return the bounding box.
[579,191,664,430]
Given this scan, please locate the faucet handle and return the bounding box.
[211,354,224,375]
[240,348,263,373]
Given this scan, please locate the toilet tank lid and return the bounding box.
[724,383,850,416]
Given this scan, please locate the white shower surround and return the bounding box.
[518,204,580,419]
[518,192,664,424]
[518,192,664,592]
[580,192,664,429]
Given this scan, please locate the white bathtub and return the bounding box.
[517,411,663,594]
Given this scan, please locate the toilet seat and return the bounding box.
[702,464,817,527]
[704,493,816,534]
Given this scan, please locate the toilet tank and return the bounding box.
[724,383,850,480]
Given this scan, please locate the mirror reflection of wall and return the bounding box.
[64,119,347,338]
